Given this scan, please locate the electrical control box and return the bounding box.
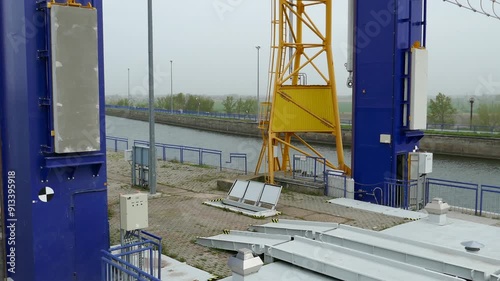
[120,193,149,231]
[409,152,433,179]
[418,152,433,174]
[124,149,132,161]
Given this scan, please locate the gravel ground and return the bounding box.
[106,151,406,278]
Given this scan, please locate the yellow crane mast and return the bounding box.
[256,0,350,183]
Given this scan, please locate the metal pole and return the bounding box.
[256,46,261,120]
[127,68,131,108]
[469,97,475,131]
[148,0,157,194]
[346,0,354,88]
[170,60,173,114]
[470,103,473,130]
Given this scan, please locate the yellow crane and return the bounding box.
[256,0,350,183]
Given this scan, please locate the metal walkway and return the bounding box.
[198,231,465,280]
[319,225,500,281]
[196,230,291,254]
[270,236,465,281]
[199,220,500,281]
[248,219,338,238]
[251,220,500,281]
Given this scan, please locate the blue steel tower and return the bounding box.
[352,0,428,203]
[0,1,109,280]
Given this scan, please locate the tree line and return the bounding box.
[110,94,258,115]
[110,92,500,127]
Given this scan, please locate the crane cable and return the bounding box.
[442,0,500,20]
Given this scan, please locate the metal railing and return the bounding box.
[325,176,500,216]
[106,136,129,152]
[325,170,354,198]
[384,179,420,210]
[292,155,327,183]
[106,104,258,121]
[134,140,223,171]
[425,178,479,215]
[105,104,353,125]
[101,231,162,281]
[479,185,500,216]
[226,153,248,175]
[426,123,500,134]
[106,135,250,174]
[101,253,160,281]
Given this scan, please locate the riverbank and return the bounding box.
[106,108,500,160]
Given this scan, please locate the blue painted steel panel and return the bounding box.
[73,189,109,281]
[0,1,108,280]
[352,0,426,203]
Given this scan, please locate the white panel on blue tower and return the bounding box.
[410,48,429,130]
[50,5,100,153]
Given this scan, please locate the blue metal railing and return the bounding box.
[324,170,350,197]
[325,176,499,216]
[101,231,162,281]
[106,136,129,152]
[106,135,249,173]
[480,184,500,216]
[426,123,500,134]
[226,153,248,175]
[292,155,327,183]
[106,104,354,125]
[106,104,258,121]
[425,178,479,215]
[101,254,160,281]
[133,140,223,171]
[383,179,420,210]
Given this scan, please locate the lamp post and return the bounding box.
[147,0,157,194]
[469,97,475,131]
[170,60,173,114]
[196,97,200,115]
[255,46,261,121]
[127,68,130,105]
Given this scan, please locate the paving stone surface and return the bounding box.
[106,152,406,278]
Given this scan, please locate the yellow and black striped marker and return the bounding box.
[210,198,223,202]
[222,229,230,234]
[272,218,279,223]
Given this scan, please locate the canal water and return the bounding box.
[106,116,500,187]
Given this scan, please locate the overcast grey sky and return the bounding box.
[102,1,499,98]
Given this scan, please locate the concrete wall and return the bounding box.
[419,135,500,159]
[106,108,500,160]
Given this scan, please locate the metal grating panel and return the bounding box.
[50,6,100,153]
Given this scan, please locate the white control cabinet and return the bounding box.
[409,152,433,179]
[120,193,149,231]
